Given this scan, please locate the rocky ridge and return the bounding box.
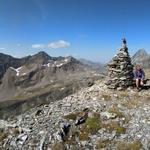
[0,80,150,149]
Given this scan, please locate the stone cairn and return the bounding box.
[106,38,134,90]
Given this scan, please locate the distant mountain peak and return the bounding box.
[26,51,52,65]
[134,49,148,56]
[36,51,48,55]
[33,51,51,58]
[132,49,150,68]
[132,49,149,61]
[65,55,77,62]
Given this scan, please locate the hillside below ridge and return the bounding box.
[0,80,150,149]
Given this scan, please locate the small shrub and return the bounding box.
[76,112,102,135]
[96,139,110,149]
[116,126,126,134]
[85,113,101,134]
[86,117,101,133]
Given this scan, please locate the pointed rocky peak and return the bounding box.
[54,55,79,65]
[132,49,148,59]
[25,51,52,65]
[50,55,80,69]
[65,56,78,63]
[132,49,149,65]
[32,51,51,60]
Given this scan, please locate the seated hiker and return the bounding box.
[134,65,145,89]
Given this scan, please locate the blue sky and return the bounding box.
[0,0,150,62]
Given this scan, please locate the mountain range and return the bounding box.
[0,51,104,118]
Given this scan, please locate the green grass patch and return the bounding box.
[84,112,101,134]
[116,126,126,135]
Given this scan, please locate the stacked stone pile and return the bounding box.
[106,39,134,90]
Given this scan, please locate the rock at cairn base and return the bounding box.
[106,38,134,90]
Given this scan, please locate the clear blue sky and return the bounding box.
[0,0,150,62]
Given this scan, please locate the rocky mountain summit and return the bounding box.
[1,41,150,149]
[106,39,134,90]
[0,80,150,149]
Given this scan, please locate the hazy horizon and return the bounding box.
[0,0,150,62]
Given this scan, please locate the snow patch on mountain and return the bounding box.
[10,67,22,76]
